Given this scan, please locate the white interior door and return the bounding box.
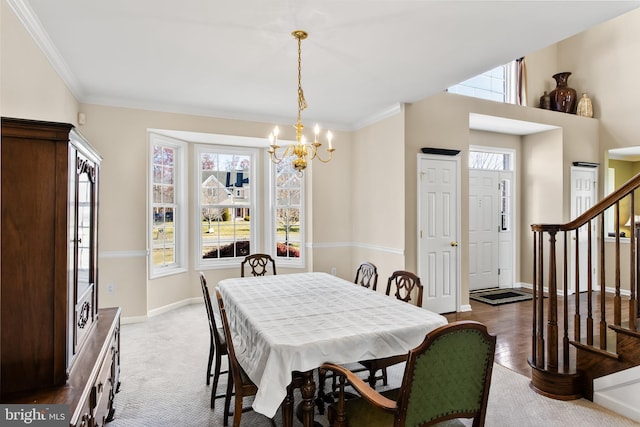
[570,166,598,293]
[418,154,459,314]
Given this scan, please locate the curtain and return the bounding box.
[516,57,528,106]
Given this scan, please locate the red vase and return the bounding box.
[549,72,577,113]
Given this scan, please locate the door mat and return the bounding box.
[470,288,533,306]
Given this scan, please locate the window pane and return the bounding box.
[151,140,180,271]
[198,147,254,263]
[469,151,512,171]
[448,62,511,103]
[274,152,303,261]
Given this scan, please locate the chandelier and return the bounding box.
[268,30,335,174]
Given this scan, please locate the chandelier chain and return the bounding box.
[267,29,335,175]
[297,34,307,123]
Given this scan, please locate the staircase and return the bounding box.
[529,172,640,400]
[593,365,640,422]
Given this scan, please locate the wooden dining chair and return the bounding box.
[199,272,228,409]
[240,253,277,277]
[354,261,378,290]
[385,270,423,307]
[319,262,380,400]
[216,289,259,427]
[360,270,425,388]
[216,289,301,427]
[321,321,496,427]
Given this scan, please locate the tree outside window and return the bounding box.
[198,147,254,263]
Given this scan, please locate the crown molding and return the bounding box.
[7,0,84,98]
[351,103,404,131]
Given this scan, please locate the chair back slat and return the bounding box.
[386,270,423,307]
[241,253,277,277]
[200,272,224,347]
[354,262,378,291]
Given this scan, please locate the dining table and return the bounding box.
[216,271,448,427]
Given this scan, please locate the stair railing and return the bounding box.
[530,171,640,398]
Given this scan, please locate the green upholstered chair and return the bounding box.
[320,321,496,427]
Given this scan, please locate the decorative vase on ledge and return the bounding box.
[549,72,577,113]
[576,93,594,118]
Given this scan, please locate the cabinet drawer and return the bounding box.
[92,355,113,427]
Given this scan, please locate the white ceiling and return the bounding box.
[9,0,640,131]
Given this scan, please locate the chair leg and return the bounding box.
[381,367,388,386]
[282,382,294,427]
[367,368,377,388]
[233,387,243,427]
[206,337,214,385]
[210,349,223,409]
[223,377,233,427]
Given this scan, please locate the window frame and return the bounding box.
[194,143,259,270]
[148,133,188,279]
[448,61,517,104]
[268,155,305,269]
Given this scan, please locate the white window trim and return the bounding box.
[148,133,188,279]
[194,143,260,270]
[267,155,306,269]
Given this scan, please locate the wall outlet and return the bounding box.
[330,267,337,276]
[107,283,115,294]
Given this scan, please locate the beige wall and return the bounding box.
[405,92,599,306]
[1,3,79,123]
[5,2,640,317]
[349,112,406,285]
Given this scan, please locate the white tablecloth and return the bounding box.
[217,272,448,418]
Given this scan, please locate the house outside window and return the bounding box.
[196,144,257,269]
[149,134,187,278]
[272,155,304,266]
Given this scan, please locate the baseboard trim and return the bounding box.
[148,297,201,318]
[121,315,149,325]
[459,304,472,312]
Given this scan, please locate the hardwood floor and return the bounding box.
[444,289,628,378]
[445,296,535,377]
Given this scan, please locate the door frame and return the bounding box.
[417,153,461,313]
[569,165,599,294]
[468,146,517,292]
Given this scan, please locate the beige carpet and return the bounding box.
[108,303,639,427]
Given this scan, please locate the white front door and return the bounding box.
[469,170,499,290]
[418,154,459,314]
[468,169,515,291]
[570,166,598,293]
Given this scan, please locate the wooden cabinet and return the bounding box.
[0,117,120,426]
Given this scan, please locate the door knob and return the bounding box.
[450,241,458,247]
